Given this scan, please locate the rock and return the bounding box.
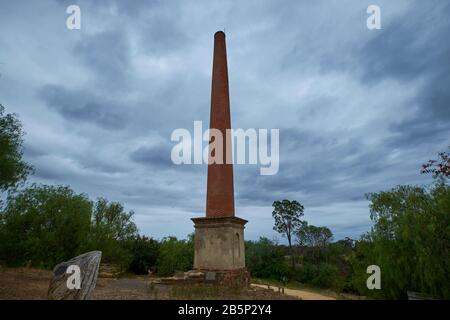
[48,251,102,300]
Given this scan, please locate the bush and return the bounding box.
[156,236,193,276]
[296,262,342,290]
[0,184,92,268]
[126,235,160,274]
[83,198,138,270]
[0,186,141,271]
[352,181,450,299]
[246,237,290,280]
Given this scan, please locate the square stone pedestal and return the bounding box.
[191,216,249,287]
[191,216,247,270]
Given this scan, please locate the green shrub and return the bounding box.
[0,184,92,268]
[156,236,193,276]
[126,235,160,274]
[246,237,290,280]
[82,198,138,270]
[296,262,342,290]
[352,181,450,299]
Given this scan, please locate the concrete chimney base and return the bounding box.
[191,216,247,271]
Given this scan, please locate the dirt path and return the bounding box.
[251,283,336,300]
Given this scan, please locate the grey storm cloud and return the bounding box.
[0,0,449,241]
[73,30,132,89]
[355,2,450,149]
[38,84,127,129]
[130,143,175,168]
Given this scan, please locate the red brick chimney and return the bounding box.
[206,31,235,218]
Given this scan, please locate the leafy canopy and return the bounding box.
[0,184,92,268]
[296,222,333,248]
[156,235,194,277]
[272,199,304,247]
[352,182,450,299]
[0,104,33,192]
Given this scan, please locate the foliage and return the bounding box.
[156,235,194,277]
[352,182,450,299]
[126,235,160,274]
[296,262,342,290]
[293,232,352,292]
[296,222,333,248]
[0,104,33,192]
[90,198,138,241]
[272,200,304,253]
[296,222,334,265]
[0,186,140,270]
[421,146,450,177]
[245,237,290,280]
[84,198,138,268]
[0,184,92,268]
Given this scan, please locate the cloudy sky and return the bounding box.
[1,0,449,242]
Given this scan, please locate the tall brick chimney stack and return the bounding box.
[191,32,248,285]
[206,31,235,218]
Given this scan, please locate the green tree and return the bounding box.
[126,235,160,275]
[85,198,138,267]
[296,222,333,263]
[352,182,450,299]
[272,199,304,265]
[0,184,92,268]
[0,104,33,192]
[296,222,333,248]
[156,236,194,277]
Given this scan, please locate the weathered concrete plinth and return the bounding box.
[188,216,249,288]
[192,216,247,270]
